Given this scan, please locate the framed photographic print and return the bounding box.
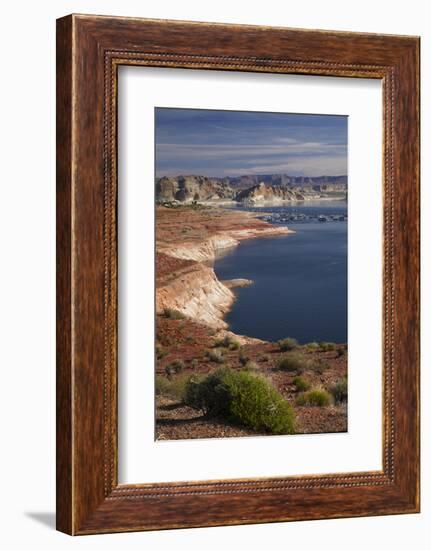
[56,14,420,535]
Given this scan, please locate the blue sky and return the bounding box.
[155,108,347,178]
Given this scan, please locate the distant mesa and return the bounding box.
[155,174,347,205]
[156,175,236,204]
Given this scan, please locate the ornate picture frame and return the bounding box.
[56,14,420,534]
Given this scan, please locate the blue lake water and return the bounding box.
[214,202,347,344]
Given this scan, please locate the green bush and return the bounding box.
[319,341,337,352]
[165,359,185,376]
[277,352,311,373]
[336,346,347,358]
[206,349,226,364]
[308,360,330,375]
[306,342,320,351]
[185,367,295,435]
[243,361,259,373]
[156,373,198,401]
[292,376,311,392]
[239,352,250,366]
[170,374,200,402]
[296,389,331,407]
[157,334,172,346]
[329,377,348,403]
[163,308,186,320]
[214,335,241,351]
[156,343,168,359]
[229,340,241,351]
[278,337,298,351]
[213,338,226,348]
[184,369,232,415]
[155,375,171,396]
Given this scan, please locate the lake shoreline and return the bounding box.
[156,205,294,333]
[155,204,348,440]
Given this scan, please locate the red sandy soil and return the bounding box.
[156,396,256,440]
[155,316,347,440]
[156,252,196,281]
[156,204,282,246]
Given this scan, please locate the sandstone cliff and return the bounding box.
[156,259,234,329]
[158,226,291,263]
[155,206,293,329]
[156,174,347,204]
[235,182,302,204]
[156,175,235,203]
[235,182,347,204]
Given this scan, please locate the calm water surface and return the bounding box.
[214,202,347,344]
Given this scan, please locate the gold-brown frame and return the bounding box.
[56,14,420,534]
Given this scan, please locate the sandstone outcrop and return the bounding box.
[156,175,235,203]
[155,206,293,329]
[159,226,291,263]
[222,278,254,289]
[155,173,347,204]
[235,182,347,204]
[156,260,234,329]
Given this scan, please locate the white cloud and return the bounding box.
[223,155,347,177]
[156,141,346,159]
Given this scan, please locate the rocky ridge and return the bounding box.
[156,174,347,204]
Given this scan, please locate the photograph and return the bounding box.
[155,107,348,440]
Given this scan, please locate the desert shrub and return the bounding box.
[165,359,185,376]
[336,346,347,358]
[239,352,250,366]
[292,376,311,392]
[156,343,168,360]
[158,334,173,346]
[214,335,241,350]
[308,360,331,374]
[206,349,226,364]
[185,367,295,435]
[319,341,337,352]
[163,308,186,320]
[169,374,200,402]
[184,369,232,415]
[277,352,311,373]
[155,375,171,396]
[155,373,197,401]
[329,377,348,404]
[243,361,259,373]
[259,354,270,362]
[306,342,320,351]
[229,373,295,435]
[296,389,331,407]
[278,337,298,351]
[228,340,241,351]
